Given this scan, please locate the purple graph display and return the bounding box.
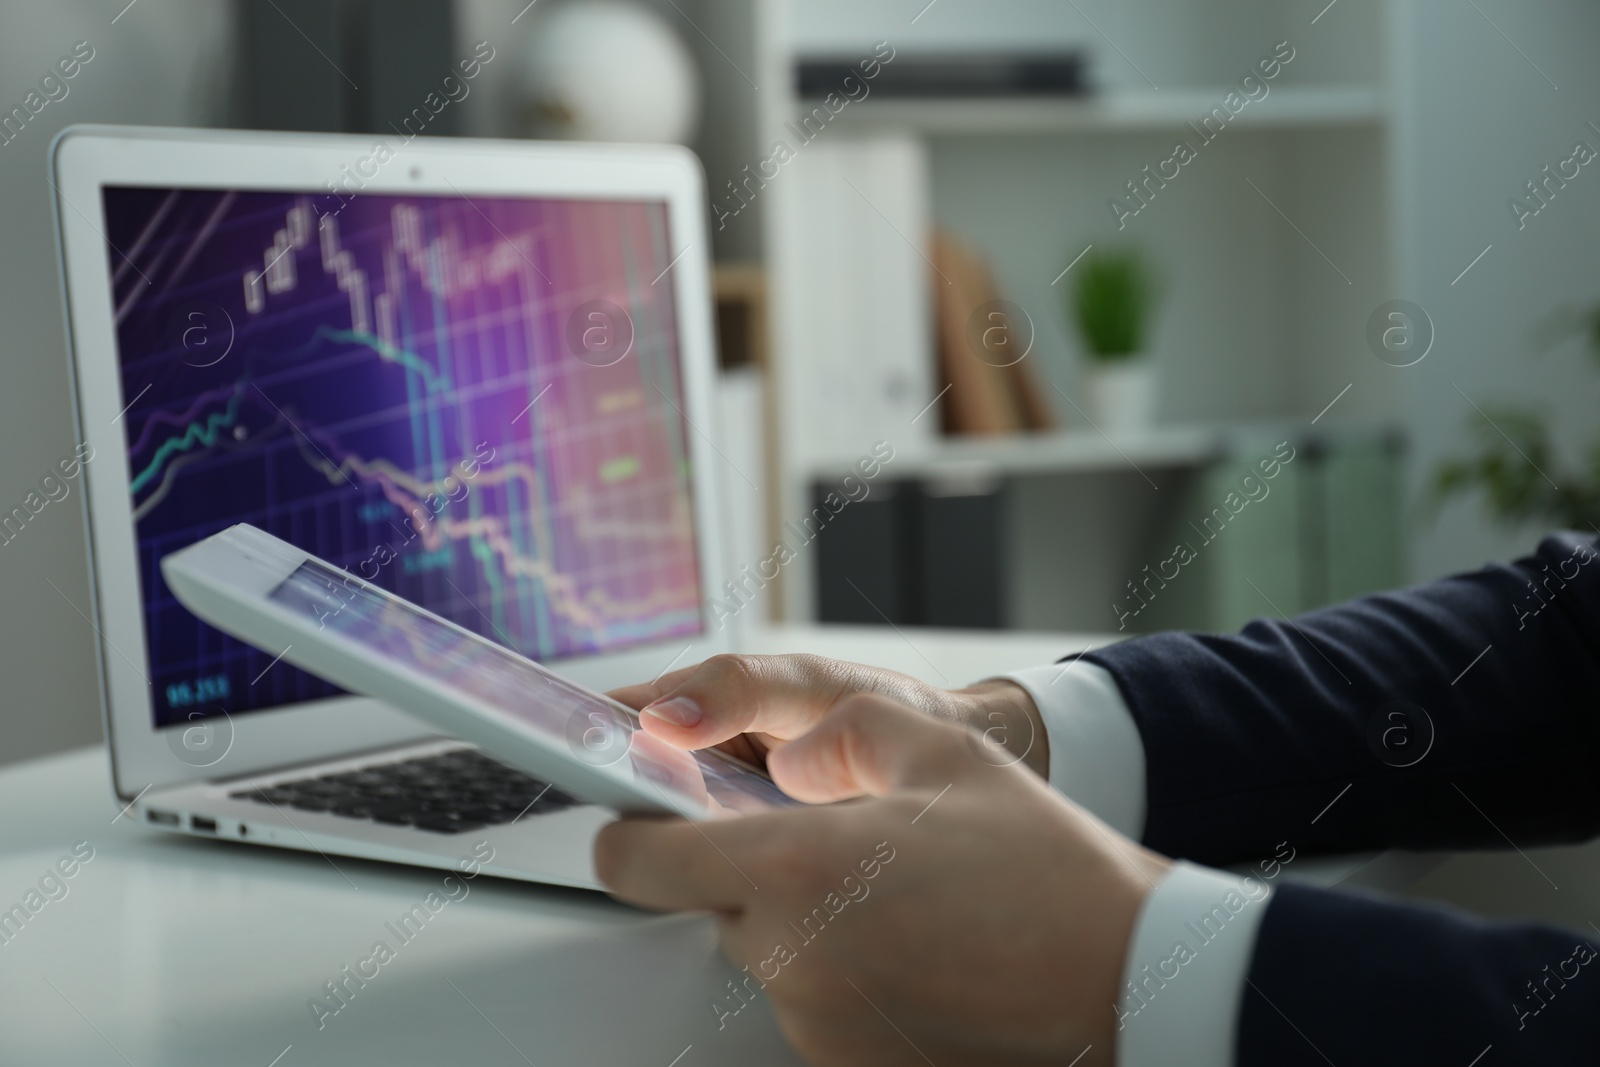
[102,185,704,728]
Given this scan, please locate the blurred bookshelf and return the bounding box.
[675,0,1406,632]
[803,421,1403,634]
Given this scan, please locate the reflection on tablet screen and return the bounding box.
[267,558,796,817]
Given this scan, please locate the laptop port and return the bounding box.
[146,809,179,826]
[191,815,218,834]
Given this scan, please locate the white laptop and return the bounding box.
[50,125,730,890]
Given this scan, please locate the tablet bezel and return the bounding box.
[51,126,731,799]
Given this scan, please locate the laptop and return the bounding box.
[50,125,731,890]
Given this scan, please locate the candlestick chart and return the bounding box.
[102,186,703,727]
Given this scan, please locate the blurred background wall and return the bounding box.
[1396,0,1600,576]
[0,0,232,765]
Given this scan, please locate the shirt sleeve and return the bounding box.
[1116,861,1272,1067]
[997,665,1260,1067]
[998,661,1147,838]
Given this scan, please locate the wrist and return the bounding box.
[950,679,1051,779]
[1094,846,1175,1057]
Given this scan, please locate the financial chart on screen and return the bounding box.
[101,186,704,728]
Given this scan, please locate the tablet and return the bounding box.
[161,524,795,819]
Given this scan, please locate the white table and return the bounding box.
[0,625,1433,1066]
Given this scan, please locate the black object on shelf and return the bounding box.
[813,477,1005,629]
[234,0,458,136]
[796,53,1089,99]
[814,482,911,626]
[920,482,1004,628]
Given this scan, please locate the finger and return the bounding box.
[606,664,702,712]
[606,661,768,766]
[638,654,843,747]
[608,659,771,768]
[766,695,977,803]
[633,653,938,752]
[594,815,767,912]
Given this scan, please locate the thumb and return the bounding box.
[765,694,977,804]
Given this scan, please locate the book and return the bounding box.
[930,230,1057,435]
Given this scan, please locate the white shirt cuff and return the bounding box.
[997,665,1263,1067]
[997,662,1147,838]
[1115,861,1272,1067]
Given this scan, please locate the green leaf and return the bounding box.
[1069,248,1155,360]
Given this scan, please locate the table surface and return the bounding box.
[0,624,1435,1066]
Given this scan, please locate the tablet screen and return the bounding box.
[267,557,793,817]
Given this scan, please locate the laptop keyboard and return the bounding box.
[230,749,577,834]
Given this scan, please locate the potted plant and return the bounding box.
[1433,302,1600,528]
[1069,247,1158,431]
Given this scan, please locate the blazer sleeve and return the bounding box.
[1240,882,1600,1065]
[1082,531,1600,866]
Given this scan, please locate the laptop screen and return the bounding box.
[99,186,705,729]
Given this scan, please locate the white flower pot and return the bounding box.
[1083,360,1157,432]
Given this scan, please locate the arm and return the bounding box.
[605,533,1600,1066]
[1240,883,1599,1065]
[1083,531,1600,865]
[1016,533,1600,1065]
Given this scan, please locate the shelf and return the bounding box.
[809,86,1386,135]
[808,420,1403,483]
[811,425,1221,482]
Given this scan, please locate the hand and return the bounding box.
[608,653,1049,779]
[595,696,1171,1067]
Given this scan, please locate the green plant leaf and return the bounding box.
[1430,401,1600,529]
[1069,248,1154,361]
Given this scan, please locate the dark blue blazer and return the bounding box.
[1085,531,1600,1065]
